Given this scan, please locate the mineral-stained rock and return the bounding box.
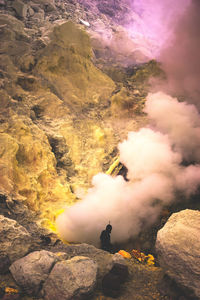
[42,256,98,300]
[0,2,149,234]
[9,250,58,295]
[156,209,200,299]
[35,21,115,111]
[0,215,32,262]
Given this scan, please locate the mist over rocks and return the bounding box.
[57,91,200,245]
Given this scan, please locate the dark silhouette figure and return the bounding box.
[100,224,113,253]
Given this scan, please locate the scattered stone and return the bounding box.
[42,256,98,300]
[9,250,58,295]
[11,0,28,19]
[0,215,32,262]
[27,6,35,17]
[156,209,200,299]
[32,11,45,22]
[102,262,129,297]
[16,75,37,91]
[0,252,10,274]
[40,234,51,245]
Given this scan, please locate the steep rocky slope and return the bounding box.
[0,0,160,230]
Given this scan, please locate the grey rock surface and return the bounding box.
[9,250,58,295]
[49,243,113,281]
[42,256,98,300]
[156,209,200,299]
[0,215,32,262]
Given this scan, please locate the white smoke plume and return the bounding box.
[57,0,200,246]
[156,0,200,103]
[145,92,200,162]
[57,92,200,245]
[127,0,191,56]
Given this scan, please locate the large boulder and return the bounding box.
[0,215,32,262]
[42,256,98,300]
[9,250,58,295]
[156,209,200,299]
[50,243,113,281]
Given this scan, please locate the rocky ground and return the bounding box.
[0,194,199,299]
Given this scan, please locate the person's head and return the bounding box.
[106,224,112,233]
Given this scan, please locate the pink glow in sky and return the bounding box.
[126,0,191,56]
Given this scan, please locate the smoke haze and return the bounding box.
[57,92,200,245]
[158,0,200,102]
[56,0,200,245]
[127,0,190,56]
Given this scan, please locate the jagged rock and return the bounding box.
[16,75,37,91]
[11,0,28,19]
[34,21,115,109]
[0,215,32,262]
[31,10,45,23]
[42,256,98,300]
[27,6,35,17]
[9,250,58,295]
[156,209,200,299]
[50,243,113,281]
[0,0,151,240]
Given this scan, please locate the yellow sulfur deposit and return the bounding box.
[146,254,155,266]
[106,158,121,176]
[118,250,132,259]
[5,287,19,294]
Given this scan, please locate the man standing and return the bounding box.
[100,224,113,253]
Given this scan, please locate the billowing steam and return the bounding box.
[126,0,190,56]
[57,92,200,245]
[56,0,200,246]
[159,0,200,102]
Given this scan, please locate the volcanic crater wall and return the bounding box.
[0,1,153,232]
